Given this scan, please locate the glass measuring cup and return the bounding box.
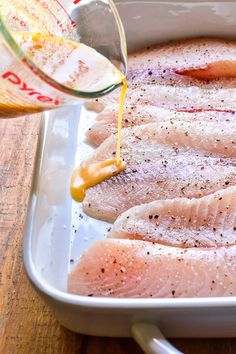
[0,0,127,118]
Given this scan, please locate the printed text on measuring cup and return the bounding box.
[2,71,60,105]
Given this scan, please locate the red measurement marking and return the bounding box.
[2,71,60,106]
[54,0,77,28]
[12,15,28,28]
[73,0,81,4]
[56,20,67,33]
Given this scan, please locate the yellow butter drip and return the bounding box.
[116,77,128,164]
[71,76,127,202]
[70,159,125,202]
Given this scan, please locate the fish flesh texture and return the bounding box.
[126,38,236,84]
[69,38,236,300]
[110,186,236,248]
[68,239,236,298]
[86,83,236,113]
[86,38,236,112]
[86,105,236,146]
[83,120,236,222]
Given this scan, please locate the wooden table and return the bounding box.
[0,115,236,354]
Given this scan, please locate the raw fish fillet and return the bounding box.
[86,105,235,146]
[110,187,236,248]
[86,38,236,112]
[83,121,236,222]
[126,39,236,84]
[68,239,236,298]
[86,83,236,114]
[86,83,236,113]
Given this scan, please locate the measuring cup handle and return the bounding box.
[131,322,184,354]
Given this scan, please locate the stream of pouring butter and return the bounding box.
[116,77,128,164]
[70,77,127,202]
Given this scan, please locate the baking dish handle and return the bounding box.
[132,322,183,354]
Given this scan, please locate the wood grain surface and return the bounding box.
[0,115,236,354]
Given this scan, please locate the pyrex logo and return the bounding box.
[1,72,60,106]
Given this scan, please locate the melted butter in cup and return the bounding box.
[70,159,125,202]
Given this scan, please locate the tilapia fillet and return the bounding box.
[86,38,236,112]
[110,187,236,248]
[83,121,236,222]
[68,239,236,298]
[86,82,236,114]
[126,38,236,84]
[86,105,236,146]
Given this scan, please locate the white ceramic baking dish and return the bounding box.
[23,1,236,353]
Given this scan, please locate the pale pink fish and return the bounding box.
[86,82,236,113]
[126,38,236,84]
[68,239,236,298]
[86,38,236,112]
[110,187,236,248]
[86,104,236,146]
[83,120,236,222]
